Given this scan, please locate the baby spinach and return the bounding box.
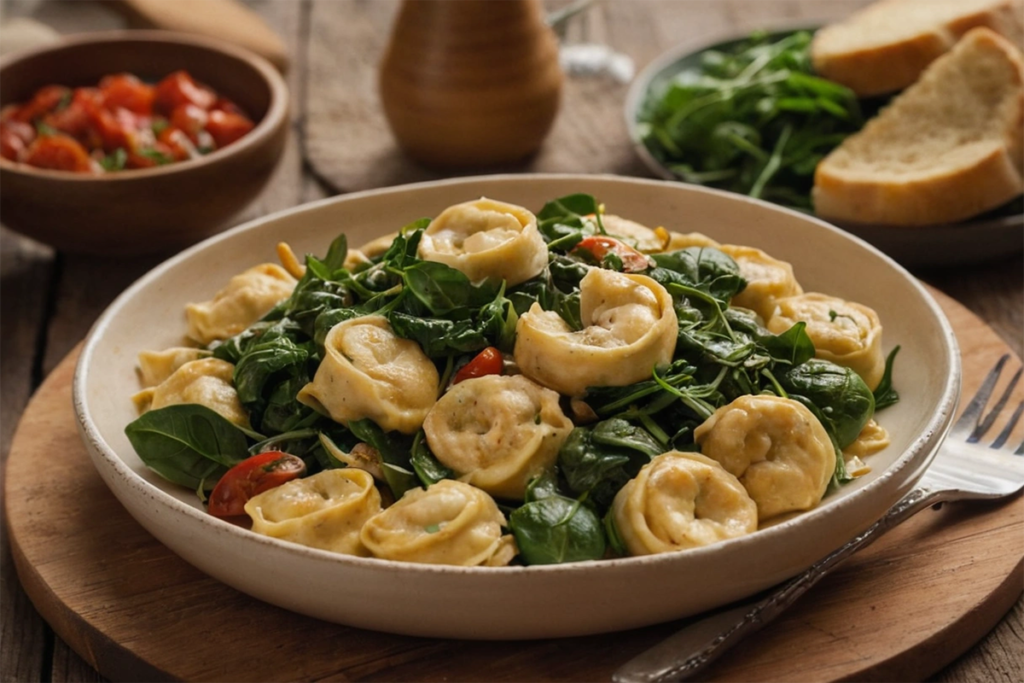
[559,418,666,511]
[125,404,249,491]
[872,346,901,410]
[778,359,874,449]
[509,473,606,564]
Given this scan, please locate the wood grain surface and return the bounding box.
[3,288,1022,683]
[1,1,1022,682]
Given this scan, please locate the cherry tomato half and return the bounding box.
[571,235,652,273]
[208,451,306,518]
[453,346,504,385]
[0,120,35,161]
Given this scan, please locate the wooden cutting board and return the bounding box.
[5,287,1022,683]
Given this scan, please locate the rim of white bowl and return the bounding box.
[72,173,962,577]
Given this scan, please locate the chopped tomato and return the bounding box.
[169,104,209,144]
[211,97,245,116]
[453,347,504,385]
[157,127,197,161]
[205,109,254,148]
[22,135,93,172]
[208,451,306,518]
[154,70,216,115]
[99,73,155,115]
[571,235,653,273]
[13,85,71,123]
[126,142,177,169]
[1,120,35,161]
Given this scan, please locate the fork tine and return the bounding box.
[969,365,1022,443]
[955,354,1009,437]
[1016,440,1024,456]
[990,401,1024,450]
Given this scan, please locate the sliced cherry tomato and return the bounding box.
[205,109,254,148]
[211,96,245,116]
[169,104,209,144]
[453,346,504,385]
[125,141,178,169]
[13,85,71,123]
[42,99,92,140]
[571,235,653,273]
[153,71,216,115]
[22,134,93,172]
[1,120,35,161]
[99,73,155,115]
[208,451,307,518]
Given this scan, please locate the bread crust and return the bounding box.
[811,0,1024,97]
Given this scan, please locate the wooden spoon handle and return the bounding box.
[111,0,289,73]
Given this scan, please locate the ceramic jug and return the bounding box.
[379,0,563,168]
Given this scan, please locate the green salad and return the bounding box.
[125,193,898,567]
[637,30,864,210]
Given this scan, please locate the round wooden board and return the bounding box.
[5,287,1023,683]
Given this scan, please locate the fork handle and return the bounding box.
[613,486,952,683]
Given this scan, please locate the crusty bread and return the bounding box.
[812,27,1024,227]
[811,0,1024,97]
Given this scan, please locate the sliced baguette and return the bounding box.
[812,27,1024,227]
[811,0,1024,97]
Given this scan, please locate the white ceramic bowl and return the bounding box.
[73,174,960,639]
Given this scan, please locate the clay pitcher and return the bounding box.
[379,0,563,168]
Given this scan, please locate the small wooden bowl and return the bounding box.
[0,31,289,256]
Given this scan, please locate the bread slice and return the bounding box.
[812,27,1024,227]
[811,0,1024,97]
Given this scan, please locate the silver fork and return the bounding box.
[614,353,1024,683]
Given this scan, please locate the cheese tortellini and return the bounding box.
[136,347,209,387]
[612,451,758,556]
[719,245,802,321]
[423,375,573,500]
[600,214,666,252]
[694,395,836,520]
[417,198,548,286]
[131,358,250,428]
[185,264,297,345]
[767,293,886,390]
[665,231,721,251]
[245,468,382,555]
[297,315,438,434]
[360,480,516,566]
[514,268,678,396]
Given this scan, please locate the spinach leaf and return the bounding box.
[558,418,665,510]
[872,346,901,410]
[125,404,249,491]
[651,246,746,302]
[410,431,454,486]
[509,495,606,565]
[778,359,874,449]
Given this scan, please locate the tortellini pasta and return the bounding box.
[665,231,721,251]
[136,347,208,387]
[694,395,836,520]
[417,198,547,286]
[131,358,250,428]
[843,419,891,461]
[245,468,382,555]
[185,264,297,345]
[600,214,666,252]
[360,480,516,566]
[297,315,438,434]
[611,451,758,556]
[514,268,677,396]
[767,293,886,390]
[719,245,802,321]
[423,375,573,500]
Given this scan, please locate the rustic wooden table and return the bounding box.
[1,1,1022,681]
